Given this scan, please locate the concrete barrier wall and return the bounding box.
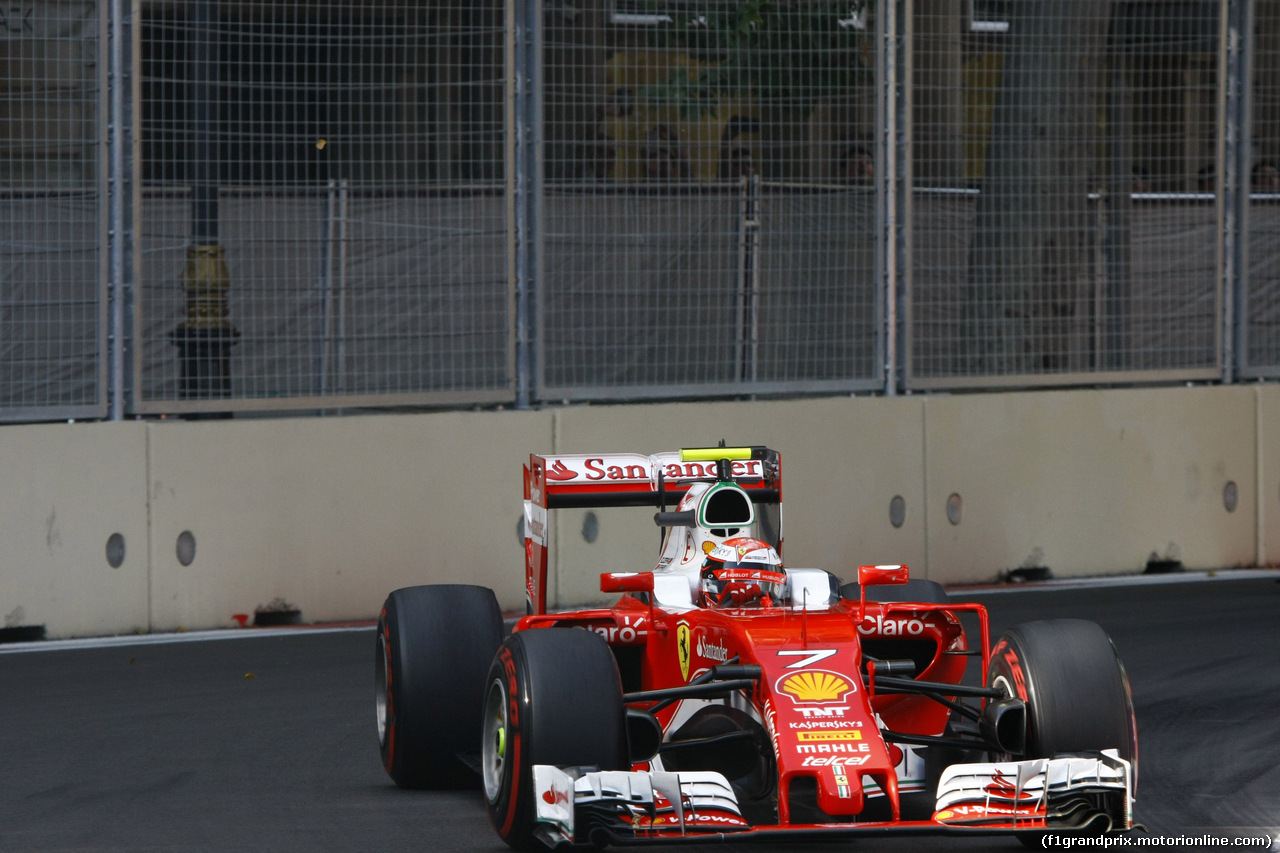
[1259,384,1280,569]
[923,386,1259,585]
[145,410,552,631]
[0,423,150,638]
[0,385,1273,638]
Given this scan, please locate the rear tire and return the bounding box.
[482,628,627,851]
[376,584,503,789]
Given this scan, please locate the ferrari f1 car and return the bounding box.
[376,446,1137,849]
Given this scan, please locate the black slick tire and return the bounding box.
[376,584,503,789]
[987,618,1137,768]
[482,628,627,851]
[987,619,1138,846]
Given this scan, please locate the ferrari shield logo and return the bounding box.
[677,623,691,681]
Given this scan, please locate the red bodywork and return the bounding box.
[518,450,1006,835]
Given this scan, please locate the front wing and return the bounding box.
[532,752,1133,847]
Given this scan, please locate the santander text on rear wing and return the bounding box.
[522,447,781,615]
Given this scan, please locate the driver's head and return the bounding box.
[700,537,786,608]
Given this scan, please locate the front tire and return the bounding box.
[987,619,1138,846]
[376,584,503,789]
[987,619,1137,770]
[483,628,627,851]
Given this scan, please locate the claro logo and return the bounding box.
[858,613,926,636]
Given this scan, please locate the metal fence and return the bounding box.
[2,0,1279,421]
[1242,0,1280,377]
[1,0,106,419]
[132,2,511,413]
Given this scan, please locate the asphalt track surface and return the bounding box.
[2,572,1279,852]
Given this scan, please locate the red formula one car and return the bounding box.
[376,446,1137,850]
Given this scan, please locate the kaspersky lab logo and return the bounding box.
[776,670,856,704]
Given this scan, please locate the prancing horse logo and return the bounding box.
[677,624,691,681]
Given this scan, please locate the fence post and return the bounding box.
[1220,0,1252,383]
[877,0,911,396]
[107,0,134,420]
[509,0,542,409]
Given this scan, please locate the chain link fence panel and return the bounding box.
[0,0,105,420]
[132,1,511,413]
[538,2,882,400]
[908,0,1222,388]
[1242,0,1280,377]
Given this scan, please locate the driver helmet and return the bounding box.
[701,537,786,608]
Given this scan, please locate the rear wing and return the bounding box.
[522,447,781,615]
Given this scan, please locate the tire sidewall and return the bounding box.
[378,595,418,783]
[483,628,627,851]
[484,640,533,846]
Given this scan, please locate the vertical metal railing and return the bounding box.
[878,0,911,395]
[509,0,542,409]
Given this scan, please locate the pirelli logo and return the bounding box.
[797,730,862,742]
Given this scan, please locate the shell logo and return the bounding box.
[777,670,855,704]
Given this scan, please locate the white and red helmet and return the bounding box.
[700,537,786,608]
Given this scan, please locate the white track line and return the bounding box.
[0,624,373,655]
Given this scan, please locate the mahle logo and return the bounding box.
[777,670,855,704]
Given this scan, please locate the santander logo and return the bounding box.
[540,455,765,485]
[546,460,577,480]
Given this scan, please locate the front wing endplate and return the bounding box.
[934,749,1133,830]
[532,766,747,847]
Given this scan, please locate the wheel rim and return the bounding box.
[375,633,389,746]
[482,676,509,803]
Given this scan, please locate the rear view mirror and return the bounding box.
[600,572,655,595]
[856,565,910,622]
[858,564,910,587]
